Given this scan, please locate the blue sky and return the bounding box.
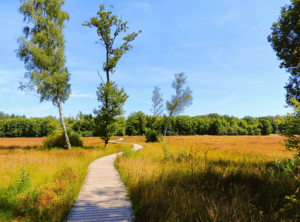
[0,0,294,119]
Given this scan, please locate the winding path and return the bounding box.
[66,138,143,222]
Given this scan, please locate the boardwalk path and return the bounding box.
[66,138,143,222]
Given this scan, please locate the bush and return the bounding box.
[43,128,83,149]
[145,129,159,142]
[81,131,94,137]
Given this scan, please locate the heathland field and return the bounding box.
[1,135,300,221]
[115,135,300,221]
[0,137,131,222]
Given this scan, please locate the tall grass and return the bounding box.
[115,135,300,221]
[0,140,131,222]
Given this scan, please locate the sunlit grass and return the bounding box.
[0,136,121,149]
[115,135,300,221]
[0,137,131,222]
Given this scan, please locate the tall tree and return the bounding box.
[163,73,193,140]
[151,86,164,116]
[83,4,141,147]
[93,81,128,147]
[16,0,72,149]
[149,86,164,132]
[268,0,300,106]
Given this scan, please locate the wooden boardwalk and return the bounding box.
[66,139,143,222]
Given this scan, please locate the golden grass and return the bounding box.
[115,135,300,221]
[0,138,131,222]
[0,136,120,149]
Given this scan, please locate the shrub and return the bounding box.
[43,128,83,149]
[145,129,159,142]
[81,131,94,137]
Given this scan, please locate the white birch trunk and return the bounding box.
[163,115,171,141]
[57,98,71,149]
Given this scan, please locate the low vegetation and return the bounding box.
[115,135,300,221]
[0,138,131,222]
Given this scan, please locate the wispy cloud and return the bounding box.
[210,94,237,107]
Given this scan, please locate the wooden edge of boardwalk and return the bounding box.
[66,138,143,222]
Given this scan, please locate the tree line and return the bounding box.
[0,111,280,138]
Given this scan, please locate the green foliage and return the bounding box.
[209,119,222,135]
[83,3,139,147]
[82,3,141,81]
[93,82,128,146]
[0,110,280,138]
[278,98,300,158]
[114,117,126,136]
[43,128,83,149]
[151,86,164,116]
[17,0,71,105]
[166,73,193,117]
[176,116,195,135]
[253,127,262,135]
[17,0,72,149]
[145,129,159,142]
[0,167,31,221]
[164,73,193,139]
[268,1,300,105]
[258,119,273,135]
[126,111,147,136]
[72,113,95,137]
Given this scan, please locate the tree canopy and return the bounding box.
[83,4,140,147]
[16,0,72,149]
[163,73,193,139]
[268,0,300,105]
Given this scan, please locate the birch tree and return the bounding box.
[163,73,193,140]
[149,86,164,132]
[16,0,72,149]
[151,86,164,116]
[83,4,141,147]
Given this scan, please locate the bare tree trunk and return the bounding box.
[105,138,109,148]
[57,98,71,149]
[162,115,171,141]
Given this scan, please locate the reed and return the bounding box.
[115,135,300,221]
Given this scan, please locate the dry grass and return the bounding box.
[115,135,300,221]
[0,137,131,222]
[0,136,120,149]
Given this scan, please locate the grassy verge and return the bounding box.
[115,135,300,221]
[0,139,131,222]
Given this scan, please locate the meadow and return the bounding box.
[115,135,300,221]
[0,137,131,222]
